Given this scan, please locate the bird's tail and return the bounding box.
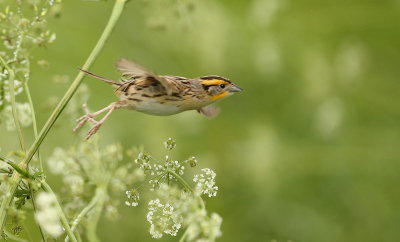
[78,68,121,87]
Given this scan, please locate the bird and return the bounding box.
[73,59,243,139]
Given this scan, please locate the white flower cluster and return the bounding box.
[0,1,63,127]
[164,138,176,150]
[135,152,186,185]
[145,184,222,241]
[185,156,198,168]
[127,140,222,241]
[125,189,140,207]
[135,152,154,174]
[35,192,63,238]
[164,156,185,176]
[193,168,218,197]
[0,71,24,108]
[47,147,80,175]
[47,139,143,222]
[48,141,130,194]
[63,175,84,196]
[114,167,145,191]
[147,198,182,238]
[186,211,223,241]
[2,102,32,131]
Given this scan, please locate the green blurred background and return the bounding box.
[2,0,400,241]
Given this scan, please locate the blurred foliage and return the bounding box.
[1,0,400,241]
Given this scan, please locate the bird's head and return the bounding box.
[200,76,242,101]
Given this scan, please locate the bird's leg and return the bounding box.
[85,102,118,140]
[73,103,112,132]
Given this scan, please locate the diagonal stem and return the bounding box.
[0,0,127,232]
[178,227,190,242]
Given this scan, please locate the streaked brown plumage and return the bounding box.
[74,59,242,139]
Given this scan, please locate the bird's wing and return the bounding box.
[197,105,220,118]
[115,59,180,95]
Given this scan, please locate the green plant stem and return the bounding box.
[178,227,189,242]
[0,0,127,232]
[21,220,34,242]
[0,57,25,152]
[168,170,194,192]
[20,0,127,167]
[29,185,47,242]
[170,170,205,241]
[0,160,67,242]
[85,187,107,242]
[168,170,206,211]
[0,157,31,178]
[23,71,47,241]
[76,232,83,242]
[41,181,77,242]
[24,79,43,171]
[65,187,104,242]
[3,230,28,242]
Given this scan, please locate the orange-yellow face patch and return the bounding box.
[201,79,230,86]
[211,91,229,101]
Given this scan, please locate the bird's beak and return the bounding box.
[227,84,243,93]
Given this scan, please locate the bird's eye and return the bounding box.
[219,84,225,88]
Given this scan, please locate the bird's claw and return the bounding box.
[73,113,96,132]
[85,122,103,140]
[73,104,98,133]
[72,102,118,140]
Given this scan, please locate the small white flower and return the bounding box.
[104,204,119,221]
[125,189,140,207]
[63,175,84,195]
[164,138,176,150]
[2,102,32,131]
[35,192,63,238]
[185,156,198,167]
[165,160,185,176]
[47,147,79,175]
[103,144,123,164]
[17,102,33,127]
[186,212,223,241]
[147,198,182,238]
[193,168,218,197]
[135,152,153,173]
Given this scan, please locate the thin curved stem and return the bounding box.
[169,170,207,242]
[178,226,190,242]
[65,187,104,242]
[24,78,43,171]
[41,181,77,242]
[85,187,107,242]
[0,57,25,152]
[0,0,128,232]
[168,170,205,211]
[168,170,194,193]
